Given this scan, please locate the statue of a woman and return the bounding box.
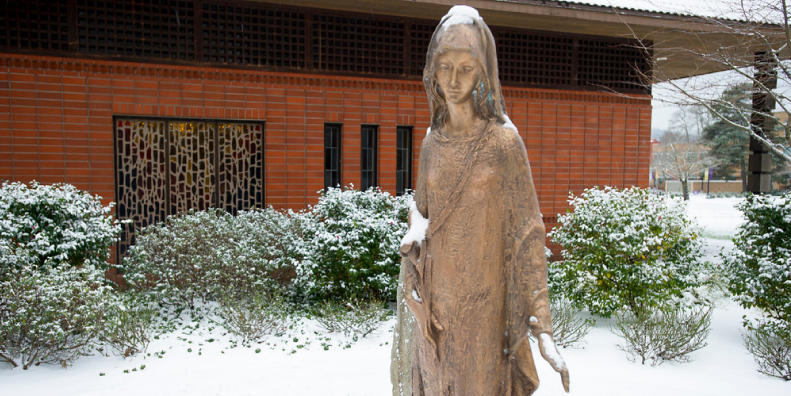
[397,6,569,396]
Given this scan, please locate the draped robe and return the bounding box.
[406,119,552,396]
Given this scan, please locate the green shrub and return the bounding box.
[723,192,791,339]
[0,181,122,273]
[100,292,156,357]
[312,299,390,338]
[549,297,595,349]
[0,182,125,369]
[548,186,705,317]
[612,304,712,365]
[123,208,302,308]
[742,321,791,381]
[123,186,410,307]
[295,186,410,302]
[0,264,112,369]
[214,287,288,345]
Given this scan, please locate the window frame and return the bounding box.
[324,123,343,190]
[396,125,412,196]
[360,124,378,191]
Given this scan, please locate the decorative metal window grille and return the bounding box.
[201,2,306,67]
[0,0,652,94]
[76,0,196,60]
[115,119,168,259]
[217,122,265,214]
[312,14,405,75]
[324,123,342,189]
[0,0,70,51]
[115,117,264,259]
[396,126,412,196]
[361,125,378,191]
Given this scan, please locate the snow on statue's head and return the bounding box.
[424,5,508,129]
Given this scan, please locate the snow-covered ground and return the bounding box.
[3,195,789,395]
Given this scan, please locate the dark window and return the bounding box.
[396,126,412,196]
[361,125,378,191]
[114,117,264,260]
[324,123,342,189]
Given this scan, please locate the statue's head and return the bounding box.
[424,6,507,128]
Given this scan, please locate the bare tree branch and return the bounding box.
[652,107,719,200]
[620,0,791,165]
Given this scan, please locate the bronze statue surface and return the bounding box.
[394,6,569,396]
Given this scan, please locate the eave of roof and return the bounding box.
[249,0,783,82]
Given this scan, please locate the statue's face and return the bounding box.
[435,50,480,106]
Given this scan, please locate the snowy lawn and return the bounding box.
[3,195,789,395]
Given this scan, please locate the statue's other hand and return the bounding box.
[538,333,570,393]
[399,240,420,261]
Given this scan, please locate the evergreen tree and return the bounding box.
[701,85,751,191]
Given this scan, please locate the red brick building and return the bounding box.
[0,0,720,256]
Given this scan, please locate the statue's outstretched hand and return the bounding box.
[538,333,570,393]
[399,240,420,261]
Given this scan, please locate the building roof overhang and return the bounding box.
[251,0,786,82]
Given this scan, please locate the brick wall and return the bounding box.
[0,53,651,232]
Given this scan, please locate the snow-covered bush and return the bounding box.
[214,288,288,345]
[295,186,410,302]
[123,208,302,309]
[312,299,390,338]
[0,181,121,272]
[100,292,156,357]
[0,182,126,369]
[742,321,791,381]
[613,304,712,365]
[549,297,596,349]
[723,193,791,337]
[548,186,705,317]
[0,264,112,369]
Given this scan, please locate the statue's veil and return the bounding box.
[423,6,509,129]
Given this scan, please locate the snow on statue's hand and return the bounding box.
[538,333,570,392]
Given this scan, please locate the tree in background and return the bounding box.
[652,106,717,200]
[701,84,790,191]
[701,85,751,191]
[634,0,791,165]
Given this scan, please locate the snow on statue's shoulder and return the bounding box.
[502,115,518,133]
[401,201,429,246]
[441,5,482,28]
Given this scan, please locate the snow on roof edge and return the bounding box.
[491,0,748,24]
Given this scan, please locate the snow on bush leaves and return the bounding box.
[123,186,411,306]
[0,264,113,369]
[294,186,410,302]
[723,192,791,338]
[123,208,303,308]
[0,181,121,273]
[0,181,126,369]
[548,186,705,318]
